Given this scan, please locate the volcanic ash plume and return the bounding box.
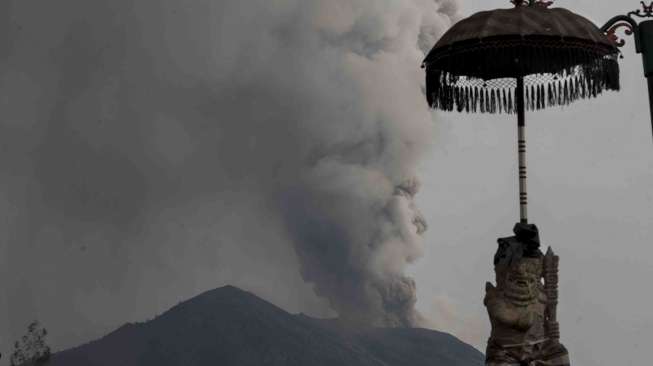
[283,175,429,326]
[0,0,459,346]
[273,1,458,327]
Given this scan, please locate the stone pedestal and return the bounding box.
[484,223,570,366]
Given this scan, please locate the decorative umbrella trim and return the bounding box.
[425,45,619,114]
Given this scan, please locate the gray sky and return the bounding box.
[1,1,652,366]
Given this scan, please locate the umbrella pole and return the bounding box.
[516,77,528,224]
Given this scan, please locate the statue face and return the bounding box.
[503,258,542,306]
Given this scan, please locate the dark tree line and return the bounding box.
[9,321,50,366]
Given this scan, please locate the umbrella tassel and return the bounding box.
[489,88,493,114]
[480,87,485,113]
[592,60,600,97]
[594,70,603,97]
[460,86,465,112]
[585,75,591,99]
[496,89,500,114]
[536,84,541,110]
[609,57,621,90]
[441,83,446,110]
[452,86,457,110]
[478,86,483,112]
[558,79,564,105]
[469,86,474,113]
[440,83,445,108]
[530,85,535,111]
[495,89,500,114]
[441,85,446,110]
[497,89,503,114]
[508,89,514,114]
[586,74,590,99]
[469,86,473,113]
[450,86,454,110]
[531,85,536,111]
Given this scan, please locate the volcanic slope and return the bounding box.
[49,286,484,366]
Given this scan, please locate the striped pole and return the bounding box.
[516,77,528,224]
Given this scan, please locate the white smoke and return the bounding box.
[0,0,459,352]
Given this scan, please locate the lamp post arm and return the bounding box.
[601,4,653,141]
[601,15,641,52]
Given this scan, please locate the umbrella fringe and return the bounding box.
[426,55,620,114]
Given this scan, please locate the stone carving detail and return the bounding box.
[484,223,570,366]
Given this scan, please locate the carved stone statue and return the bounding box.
[484,224,570,366]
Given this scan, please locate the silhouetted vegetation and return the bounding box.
[10,321,50,366]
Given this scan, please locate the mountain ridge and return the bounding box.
[48,286,484,366]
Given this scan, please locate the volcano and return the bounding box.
[48,286,484,366]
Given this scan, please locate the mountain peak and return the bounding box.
[179,285,255,306]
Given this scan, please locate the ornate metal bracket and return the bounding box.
[629,1,653,18]
[606,21,636,49]
[603,2,653,141]
[601,2,653,52]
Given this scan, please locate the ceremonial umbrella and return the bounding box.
[423,0,620,225]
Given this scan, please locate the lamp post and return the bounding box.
[602,1,653,139]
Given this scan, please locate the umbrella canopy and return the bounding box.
[423,1,620,113]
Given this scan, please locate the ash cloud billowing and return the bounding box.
[0,0,457,350]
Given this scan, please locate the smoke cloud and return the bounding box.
[0,0,458,351]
